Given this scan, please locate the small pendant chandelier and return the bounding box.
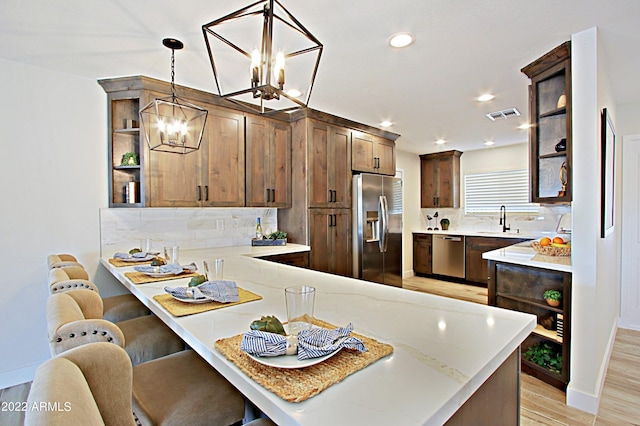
[140,38,208,154]
[202,0,323,115]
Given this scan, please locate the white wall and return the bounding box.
[0,59,107,387]
[566,27,620,414]
[396,149,421,277]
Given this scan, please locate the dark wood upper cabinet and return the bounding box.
[521,41,572,204]
[352,131,396,176]
[245,115,292,208]
[148,104,245,207]
[419,150,462,208]
[308,120,352,209]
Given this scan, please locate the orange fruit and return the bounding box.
[552,236,565,244]
[540,237,551,246]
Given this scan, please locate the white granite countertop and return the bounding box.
[482,241,572,273]
[101,245,535,425]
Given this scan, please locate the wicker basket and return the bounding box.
[531,241,571,256]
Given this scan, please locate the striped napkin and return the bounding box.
[164,280,239,303]
[241,323,367,360]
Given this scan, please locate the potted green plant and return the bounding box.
[543,289,562,307]
[439,218,450,230]
[523,342,562,374]
[120,152,139,166]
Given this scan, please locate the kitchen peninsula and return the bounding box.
[101,244,535,425]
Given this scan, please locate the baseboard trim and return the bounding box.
[403,269,415,279]
[0,362,41,389]
[566,318,619,415]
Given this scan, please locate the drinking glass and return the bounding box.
[164,245,179,264]
[284,286,316,335]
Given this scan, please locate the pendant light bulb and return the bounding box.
[251,48,261,83]
[274,50,285,88]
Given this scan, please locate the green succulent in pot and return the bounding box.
[543,289,562,307]
[439,218,450,230]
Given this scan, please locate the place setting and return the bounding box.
[123,244,202,284]
[151,258,262,316]
[108,239,160,267]
[214,285,394,403]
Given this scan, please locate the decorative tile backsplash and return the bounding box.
[99,208,277,256]
[420,205,572,235]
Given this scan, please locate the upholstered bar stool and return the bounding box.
[26,342,273,426]
[49,266,150,322]
[47,289,184,366]
[47,253,84,269]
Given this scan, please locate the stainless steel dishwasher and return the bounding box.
[432,235,465,278]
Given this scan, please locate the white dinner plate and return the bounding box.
[247,347,342,369]
[118,254,157,262]
[169,294,213,304]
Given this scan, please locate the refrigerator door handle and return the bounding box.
[379,195,389,253]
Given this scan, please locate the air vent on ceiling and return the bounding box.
[486,108,521,121]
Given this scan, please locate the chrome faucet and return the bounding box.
[499,205,510,233]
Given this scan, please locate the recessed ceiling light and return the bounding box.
[484,141,495,146]
[380,120,393,127]
[435,139,446,145]
[286,88,302,98]
[477,94,495,102]
[388,33,415,48]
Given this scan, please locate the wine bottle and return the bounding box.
[255,217,263,239]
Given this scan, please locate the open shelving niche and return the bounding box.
[109,97,143,207]
[488,260,570,390]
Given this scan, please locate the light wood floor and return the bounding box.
[404,275,640,425]
[2,277,638,425]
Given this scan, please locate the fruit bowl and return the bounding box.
[531,241,571,256]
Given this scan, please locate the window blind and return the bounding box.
[464,169,538,214]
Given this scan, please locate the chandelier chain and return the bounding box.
[170,48,176,100]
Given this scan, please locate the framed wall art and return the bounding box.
[601,107,616,238]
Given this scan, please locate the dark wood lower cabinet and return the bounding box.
[465,237,528,284]
[488,260,571,391]
[309,208,352,277]
[258,252,309,268]
[413,233,432,275]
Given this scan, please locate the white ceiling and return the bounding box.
[2,0,640,154]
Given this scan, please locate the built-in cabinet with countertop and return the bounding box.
[100,76,398,277]
[521,41,572,204]
[413,232,531,286]
[420,150,462,208]
[486,246,571,391]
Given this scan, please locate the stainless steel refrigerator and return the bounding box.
[352,173,403,287]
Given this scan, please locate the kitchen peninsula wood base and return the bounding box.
[446,349,520,425]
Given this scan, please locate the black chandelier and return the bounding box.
[202,0,323,115]
[140,38,208,154]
